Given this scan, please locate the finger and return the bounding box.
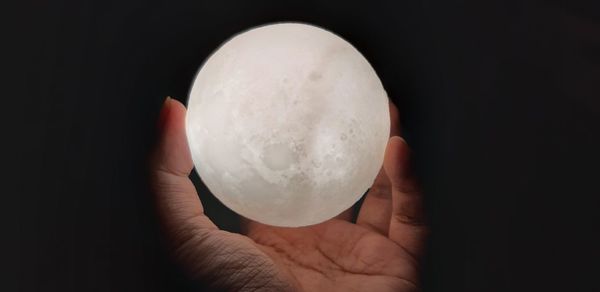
[150,100,295,290]
[356,166,393,233]
[388,100,401,137]
[385,136,427,259]
[356,101,401,234]
[150,97,218,250]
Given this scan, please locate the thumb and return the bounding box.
[150,97,218,249]
[149,98,289,290]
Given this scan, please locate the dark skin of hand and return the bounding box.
[150,97,427,291]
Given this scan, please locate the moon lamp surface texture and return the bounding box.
[185,23,390,227]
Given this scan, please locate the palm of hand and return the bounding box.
[152,98,425,291]
[243,219,419,291]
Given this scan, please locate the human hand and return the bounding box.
[150,97,426,291]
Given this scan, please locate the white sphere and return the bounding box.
[185,23,390,227]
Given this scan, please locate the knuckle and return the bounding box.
[392,212,426,227]
[392,180,420,196]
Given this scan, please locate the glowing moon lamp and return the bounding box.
[185,23,390,227]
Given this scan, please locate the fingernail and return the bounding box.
[386,136,410,178]
[157,96,172,132]
[390,136,406,145]
[396,136,411,177]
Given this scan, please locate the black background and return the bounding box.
[5,0,600,291]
